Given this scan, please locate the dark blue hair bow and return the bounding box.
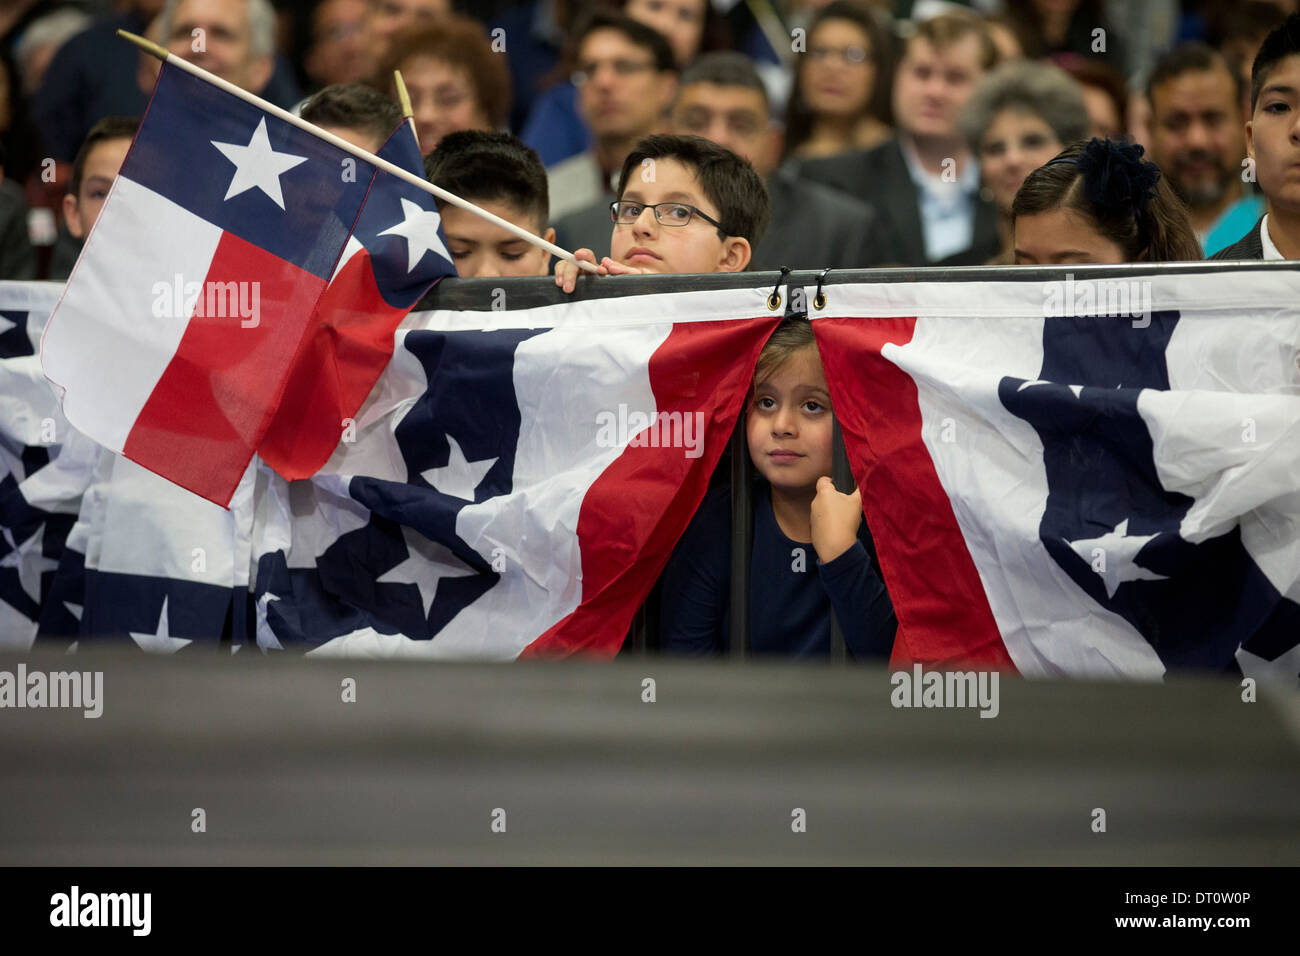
[1071,138,1162,220]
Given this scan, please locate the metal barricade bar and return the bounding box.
[728,415,752,660]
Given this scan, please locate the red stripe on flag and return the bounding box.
[123,231,327,505]
[523,315,780,658]
[258,252,409,480]
[813,316,1015,670]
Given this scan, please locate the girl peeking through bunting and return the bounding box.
[657,318,897,658]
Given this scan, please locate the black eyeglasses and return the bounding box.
[610,201,726,232]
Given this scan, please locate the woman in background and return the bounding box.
[382,16,511,156]
[952,60,1090,264]
[781,1,894,162]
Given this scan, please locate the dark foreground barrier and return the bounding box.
[1,647,1296,865]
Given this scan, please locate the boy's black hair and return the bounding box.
[1251,12,1300,112]
[424,130,549,230]
[574,10,678,73]
[69,116,140,197]
[1147,43,1244,109]
[616,134,770,252]
[299,83,402,146]
[678,51,769,109]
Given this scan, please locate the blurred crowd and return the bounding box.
[0,0,1296,279]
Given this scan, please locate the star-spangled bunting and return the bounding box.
[129,596,193,654]
[376,525,476,618]
[1065,518,1170,598]
[0,524,58,603]
[421,434,497,501]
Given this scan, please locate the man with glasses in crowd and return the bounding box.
[546,11,678,222]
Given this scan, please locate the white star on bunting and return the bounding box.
[0,524,58,603]
[1065,518,1169,599]
[129,596,193,654]
[0,440,26,483]
[421,434,496,501]
[378,197,451,272]
[1016,380,1084,398]
[211,118,308,209]
[376,526,476,619]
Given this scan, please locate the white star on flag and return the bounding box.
[0,313,15,335]
[211,118,308,209]
[421,434,496,501]
[1065,518,1169,598]
[378,197,451,272]
[129,596,193,654]
[0,524,59,603]
[376,526,476,619]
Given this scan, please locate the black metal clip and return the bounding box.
[766,266,790,311]
[813,268,832,311]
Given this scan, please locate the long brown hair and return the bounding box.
[1011,139,1202,262]
[754,318,817,387]
[781,1,895,162]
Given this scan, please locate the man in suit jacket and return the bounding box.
[791,11,1001,267]
[554,52,890,271]
[1210,14,1300,262]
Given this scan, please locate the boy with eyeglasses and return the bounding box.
[554,133,769,291]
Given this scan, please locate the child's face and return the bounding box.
[440,199,554,277]
[610,157,750,274]
[746,345,834,495]
[1247,53,1300,216]
[1013,207,1127,264]
[63,136,132,240]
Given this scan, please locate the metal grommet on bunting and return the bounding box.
[767,266,790,311]
[813,268,832,311]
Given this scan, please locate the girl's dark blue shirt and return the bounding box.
[658,483,896,659]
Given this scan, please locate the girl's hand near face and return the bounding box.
[810,476,862,564]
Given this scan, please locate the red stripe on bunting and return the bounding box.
[523,315,781,658]
[123,230,327,505]
[812,316,1015,670]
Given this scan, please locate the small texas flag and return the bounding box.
[41,62,455,506]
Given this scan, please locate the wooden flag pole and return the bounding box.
[392,69,421,150]
[118,30,598,273]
